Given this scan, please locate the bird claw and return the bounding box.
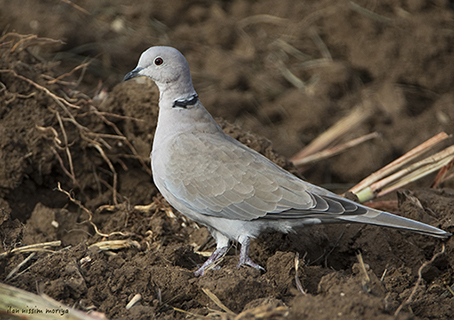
[194,267,205,277]
[194,246,228,277]
[194,264,222,276]
[237,257,265,271]
[236,237,265,271]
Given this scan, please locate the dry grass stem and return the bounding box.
[0,241,61,258]
[273,56,305,89]
[238,14,288,28]
[125,294,142,310]
[0,69,80,109]
[5,253,36,281]
[431,157,454,188]
[292,132,379,166]
[443,285,454,298]
[36,125,62,145]
[42,74,77,86]
[95,204,123,214]
[309,28,332,61]
[356,251,371,287]
[350,141,454,202]
[60,0,90,15]
[195,251,216,258]
[1,42,144,204]
[46,61,91,85]
[291,105,373,163]
[236,14,289,59]
[375,145,454,198]
[90,106,151,175]
[56,183,130,237]
[51,147,74,180]
[299,58,333,71]
[349,132,450,196]
[134,202,158,213]
[55,111,78,185]
[88,239,140,251]
[202,288,236,316]
[380,269,388,282]
[294,252,307,295]
[394,244,446,316]
[235,306,289,320]
[91,143,118,204]
[172,307,204,319]
[1,33,63,52]
[91,111,145,122]
[379,148,454,190]
[0,282,106,320]
[349,1,393,24]
[272,39,313,61]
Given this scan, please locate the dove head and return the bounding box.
[124,46,195,97]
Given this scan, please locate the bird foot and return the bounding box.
[236,256,265,271]
[194,246,228,276]
[237,237,265,271]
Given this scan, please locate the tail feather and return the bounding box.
[338,210,451,238]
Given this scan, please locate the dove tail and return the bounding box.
[338,210,451,238]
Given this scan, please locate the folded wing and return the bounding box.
[164,133,366,221]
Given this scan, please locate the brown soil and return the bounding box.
[1,0,454,319]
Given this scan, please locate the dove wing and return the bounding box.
[162,133,366,221]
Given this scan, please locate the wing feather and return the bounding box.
[163,133,365,221]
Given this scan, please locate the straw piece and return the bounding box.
[292,132,379,166]
[0,282,107,319]
[88,239,141,251]
[291,105,373,163]
[202,288,236,316]
[0,241,61,258]
[349,132,450,195]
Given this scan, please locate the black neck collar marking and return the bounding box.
[172,94,199,109]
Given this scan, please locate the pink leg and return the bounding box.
[237,237,265,271]
[194,246,229,276]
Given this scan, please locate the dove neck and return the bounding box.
[157,80,196,106]
[155,93,223,139]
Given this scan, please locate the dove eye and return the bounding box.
[154,57,163,65]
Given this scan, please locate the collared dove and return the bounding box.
[124,46,451,276]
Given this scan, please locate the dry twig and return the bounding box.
[2,59,149,203]
[394,244,446,316]
[46,61,91,85]
[90,106,151,175]
[0,69,80,109]
[56,182,130,237]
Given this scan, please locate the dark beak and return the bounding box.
[123,67,143,81]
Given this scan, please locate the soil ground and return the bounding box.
[1,0,454,319]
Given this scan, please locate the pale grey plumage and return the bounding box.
[124,46,451,276]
